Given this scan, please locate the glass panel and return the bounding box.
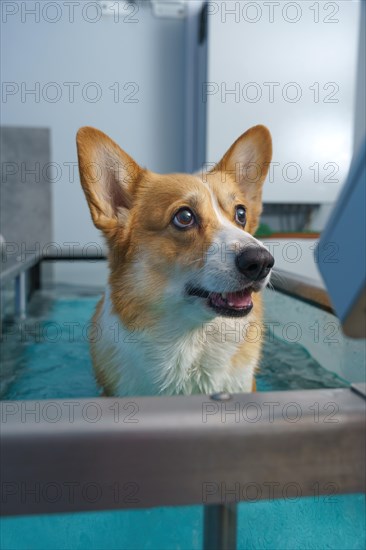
[2,261,365,400]
[260,288,365,388]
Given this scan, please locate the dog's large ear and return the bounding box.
[215,125,272,207]
[76,127,142,235]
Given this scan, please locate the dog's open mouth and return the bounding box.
[186,286,254,317]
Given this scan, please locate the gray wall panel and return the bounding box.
[1,126,52,272]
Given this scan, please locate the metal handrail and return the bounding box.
[270,268,333,313]
[1,251,332,313]
[0,254,41,285]
[1,389,365,518]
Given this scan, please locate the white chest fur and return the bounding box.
[94,288,257,396]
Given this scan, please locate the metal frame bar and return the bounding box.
[1,253,333,313]
[204,504,237,550]
[14,271,26,320]
[184,1,208,173]
[1,389,365,517]
[0,254,40,286]
[270,268,333,313]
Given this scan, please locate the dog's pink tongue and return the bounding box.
[227,290,252,308]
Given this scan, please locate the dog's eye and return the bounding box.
[235,205,247,226]
[173,208,196,229]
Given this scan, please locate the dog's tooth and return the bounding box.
[228,301,235,307]
[222,292,227,300]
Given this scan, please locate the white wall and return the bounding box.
[206,0,360,204]
[1,0,187,252]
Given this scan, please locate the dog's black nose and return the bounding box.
[235,247,274,281]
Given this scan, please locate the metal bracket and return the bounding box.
[351,383,366,399]
[151,0,186,19]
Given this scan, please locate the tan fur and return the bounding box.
[91,295,120,396]
[77,125,272,396]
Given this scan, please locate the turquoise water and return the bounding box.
[1,286,364,550]
[1,287,348,400]
[1,496,365,550]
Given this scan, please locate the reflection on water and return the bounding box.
[1,285,348,400]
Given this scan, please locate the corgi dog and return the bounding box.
[76,125,274,396]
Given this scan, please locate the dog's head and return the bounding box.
[77,126,274,327]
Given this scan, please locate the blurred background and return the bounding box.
[0,0,364,286]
